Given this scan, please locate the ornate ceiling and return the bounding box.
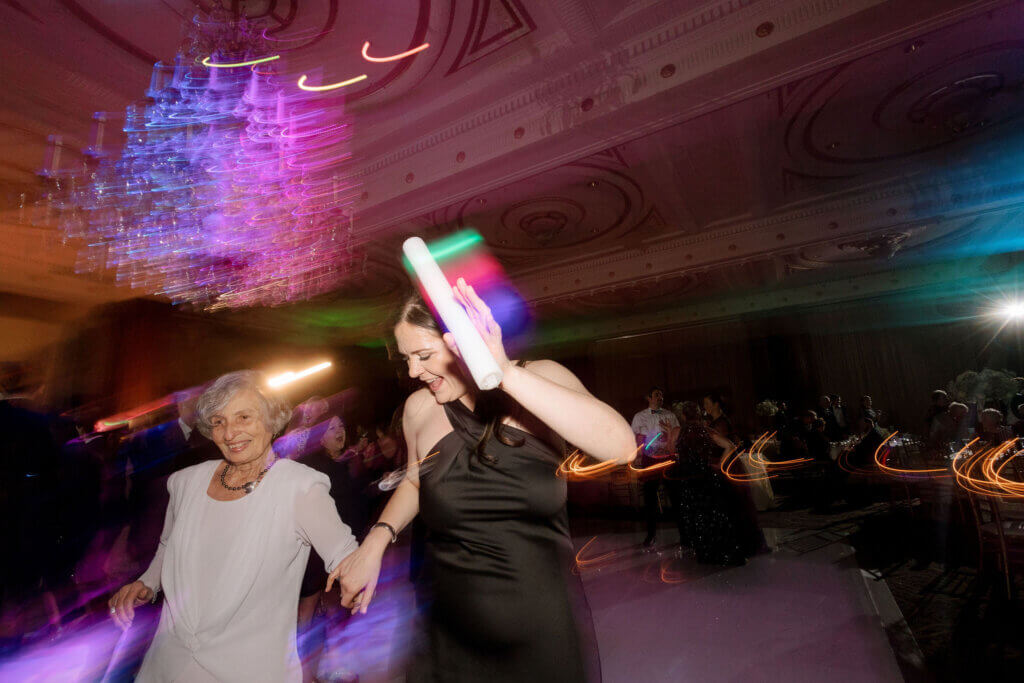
[1,0,1022,347]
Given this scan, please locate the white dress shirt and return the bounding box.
[631,408,679,456]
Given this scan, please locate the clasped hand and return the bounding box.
[326,536,385,615]
[107,580,154,630]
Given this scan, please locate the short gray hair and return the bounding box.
[195,370,291,438]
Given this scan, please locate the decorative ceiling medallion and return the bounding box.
[500,197,585,248]
[838,232,910,260]
[447,0,536,75]
[519,210,569,246]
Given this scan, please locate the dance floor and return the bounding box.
[578,528,906,683]
[313,523,908,682]
[0,524,907,682]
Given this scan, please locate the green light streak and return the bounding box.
[401,229,484,272]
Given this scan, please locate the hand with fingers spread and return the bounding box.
[443,277,510,374]
[108,580,154,631]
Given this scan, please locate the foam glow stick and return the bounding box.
[402,236,504,390]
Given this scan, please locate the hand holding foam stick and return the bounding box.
[402,237,505,390]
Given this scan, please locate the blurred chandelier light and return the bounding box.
[268,361,333,388]
[45,12,360,309]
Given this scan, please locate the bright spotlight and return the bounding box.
[268,361,332,388]
[1001,302,1024,321]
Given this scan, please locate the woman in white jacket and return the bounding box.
[107,371,358,682]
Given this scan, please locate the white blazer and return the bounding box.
[136,458,357,682]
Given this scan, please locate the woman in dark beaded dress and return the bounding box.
[675,401,763,566]
[327,281,636,682]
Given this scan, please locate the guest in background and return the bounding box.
[818,395,839,440]
[121,410,181,573]
[808,417,842,511]
[859,395,878,423]
[278,396,331,460]
[773,400,792,435]
[675,401,761,565]
[851,416,884,469]
[173,392,221,471]
[806,417,830,462]
[930,402,971,448]
[924,390,951,436]
[1010,378,1024,424]
[1013,403,1024,439]
[374,417,404,473]
[778,409,813,462]
[631,387,680,549]
[977,408,1012,446]
[0,390,63,647]
[351,426,377,473]
[829,394,849,438]
[702,392,735,442]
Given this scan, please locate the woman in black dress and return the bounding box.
[675,401,763,566]
[329,280,635,682]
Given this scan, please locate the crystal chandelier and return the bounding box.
[47,11,360,309]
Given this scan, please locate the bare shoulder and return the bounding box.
[521,359,589,394]
[403,387,437,426]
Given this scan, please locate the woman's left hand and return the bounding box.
[444,277,511,372]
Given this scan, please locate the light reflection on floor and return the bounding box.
[0,525,905,682]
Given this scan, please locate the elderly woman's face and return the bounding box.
[209,389,275,465]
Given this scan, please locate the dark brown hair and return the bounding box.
[388,292,523,463]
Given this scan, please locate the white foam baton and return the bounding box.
[402,236,504,390]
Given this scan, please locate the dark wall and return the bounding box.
[48,299,406,427]
[545,297,1023,438]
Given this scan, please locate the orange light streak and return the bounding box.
[361,41,430,63]
[872,431,951,480]
[659,558,688,584]
[990,448,1024,497]
[556,448,641,480]
[574,536,620,570]
[628,456,675,475]
[746,430,811,469]
[721,432,773,483]
[721,432,814,483]
[951,438,1024,498]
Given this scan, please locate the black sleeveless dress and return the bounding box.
[410,399,601,683]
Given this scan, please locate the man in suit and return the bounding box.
[123,392,217,567]
[0,387,62,644]
[631,387,680,550]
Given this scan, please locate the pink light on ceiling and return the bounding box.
[361,41,430,62]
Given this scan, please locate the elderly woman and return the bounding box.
[107,371,357,682]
